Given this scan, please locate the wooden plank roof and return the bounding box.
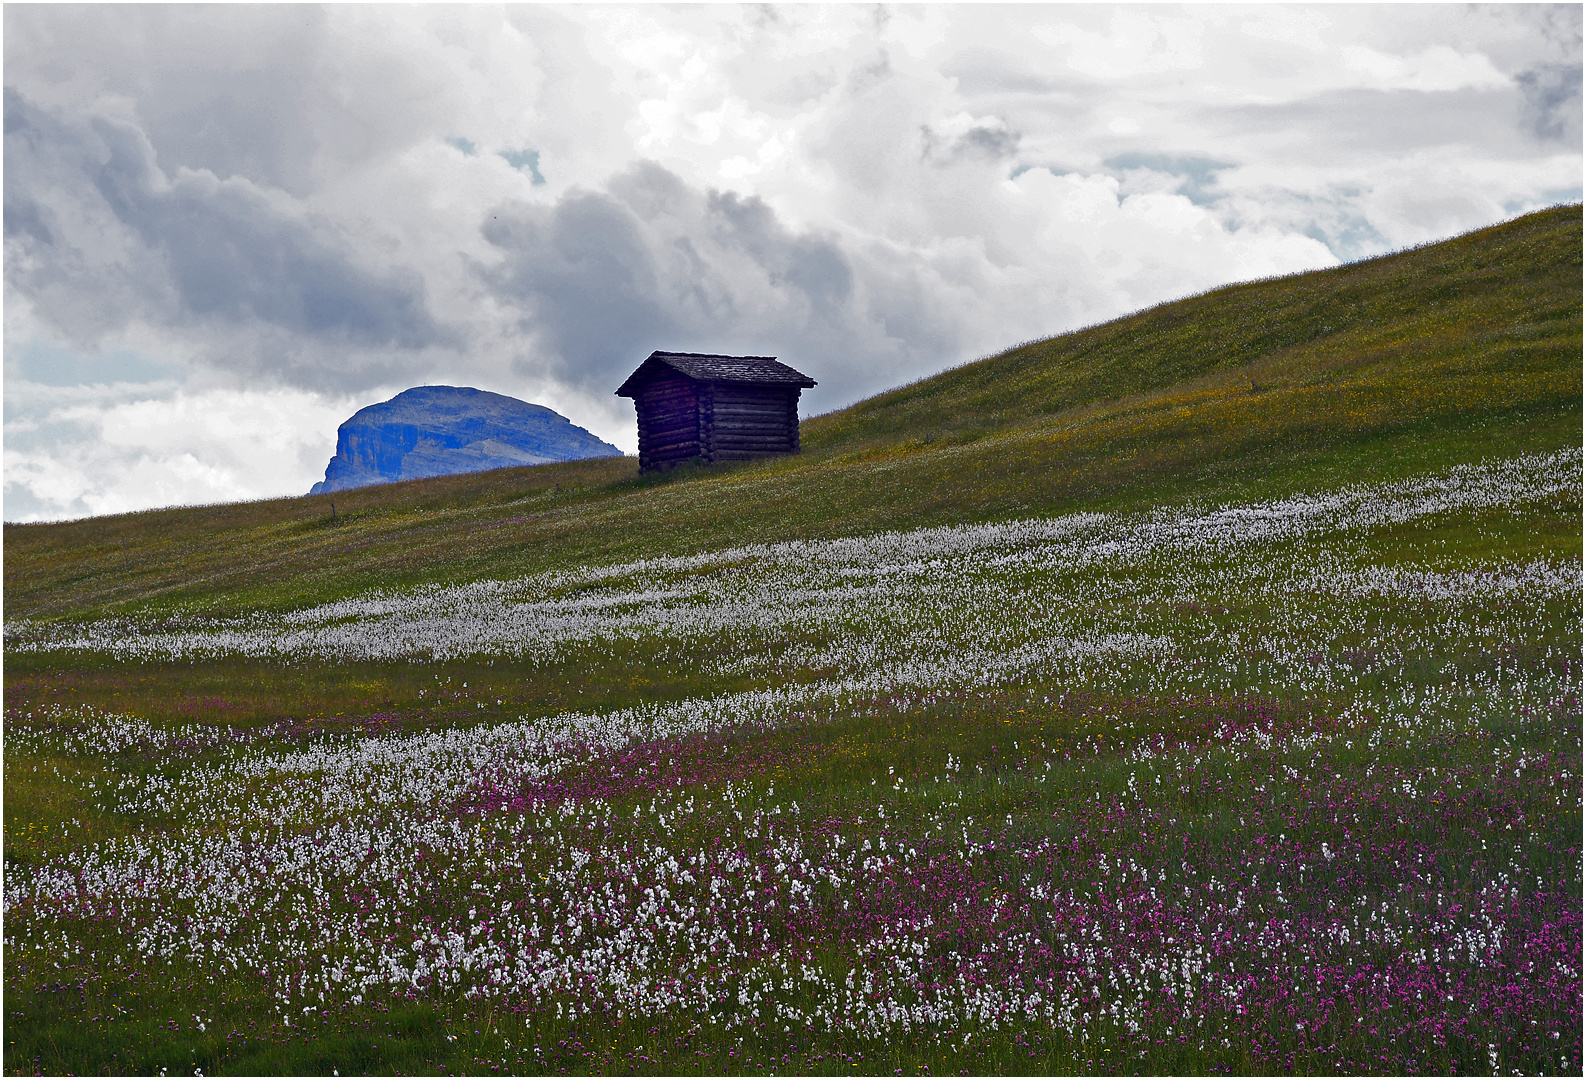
[616,351,816,397]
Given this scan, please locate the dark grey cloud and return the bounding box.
[1517,63,1583,144]
[131,66,326,198]
[922,120,1021,165]
[5,5,333,197]
[702,189,854,316]
[2,107,54,246]
[95,127,441,349]
[5,87,450,373]
[4,89,57,241]
[482,162,889,404]
[482,186,677,395]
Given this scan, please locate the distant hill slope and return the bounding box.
[801,202,1580,456]
[5,205,1579,623]
[310,386,621,495]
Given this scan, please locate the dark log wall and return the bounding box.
[702,385,802,462]
[635,377,803,472]
[635,372,700,472]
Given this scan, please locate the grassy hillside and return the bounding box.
[5,207,1580,1076]
[5,204,1579,625]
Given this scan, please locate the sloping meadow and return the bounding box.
[4,448,1581,1074]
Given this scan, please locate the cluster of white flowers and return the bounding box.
[3,447,1579,1053]
[4,704,261,760]
[7,448,1576,671]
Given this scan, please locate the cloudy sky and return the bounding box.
[5,4,1580,522]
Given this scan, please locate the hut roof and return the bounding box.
[616,351,816,397]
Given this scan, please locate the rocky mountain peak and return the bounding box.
[310,385,622,495]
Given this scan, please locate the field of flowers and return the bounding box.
[4,447,1581,1075]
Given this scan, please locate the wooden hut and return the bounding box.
[616,351,817,473]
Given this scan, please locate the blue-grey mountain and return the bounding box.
[310,386,621,495]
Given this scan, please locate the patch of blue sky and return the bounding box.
[1103,153,1235,208]
[1009,163,1079,182]
[499,148,546,185]
[8,340,183,389]
[1,484,90,525]
[1506,188,1584,215]
[1305,217,1391,264]
[2,411,101,450]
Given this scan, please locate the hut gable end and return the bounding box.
[616,351,816,473]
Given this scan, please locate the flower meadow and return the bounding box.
[4,448,1581,1076]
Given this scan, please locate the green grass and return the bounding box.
[4,205,1578,624]
[3,206,1580,1077]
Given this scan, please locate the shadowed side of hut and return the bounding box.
[633,368,702,470]
[616,352,816,473]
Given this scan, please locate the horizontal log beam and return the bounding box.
[640,410,698,427]
[639,406,697,425]
[643,440,701,459]
[640,389,697,405]
[708,422,795,435]
[709,449,790,461]
[647,434,702,451]
[708,411,793,422]
[713,434,799,447]
[643,442,699,459]
[710,402,784,414]
[640,421,697,437]
[638,398,697,415]
[641,378,696,393]
[709,436,793,448]
[712,390,791,405]
[706,409,792,422]
[646,439,703,458]
[641,420,699,443]
[639,403,694,418]
[708,393,788,405]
